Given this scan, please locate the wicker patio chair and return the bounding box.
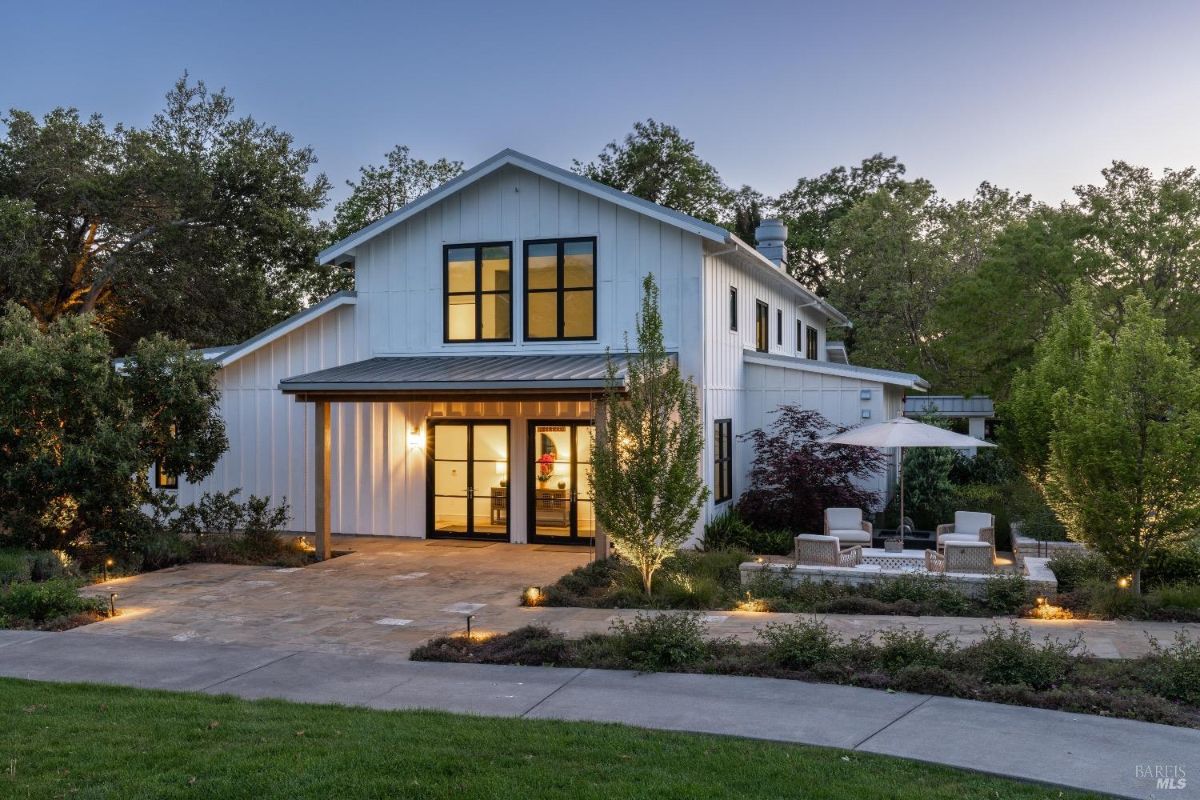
[936,511,995,552]
[823,508,873,545]
[795,533,863,567]
[924,541,995,574]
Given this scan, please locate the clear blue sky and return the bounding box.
[3,0,1199,211]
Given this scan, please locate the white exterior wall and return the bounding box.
[171,158,919,542]
[698,245,843,524]
[350,164,704,381]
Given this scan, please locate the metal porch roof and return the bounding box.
[279,353,633,396]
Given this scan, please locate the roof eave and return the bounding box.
[721,235,851,326]
[318,149,728,265]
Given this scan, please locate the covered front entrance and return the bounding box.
[278,352,627,558]
[528,421,595,545]
[428,420,510,541]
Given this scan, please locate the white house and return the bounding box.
[158,149,927,556]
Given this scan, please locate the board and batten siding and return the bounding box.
[349,163,704,382]
[170,302,597,538]
[698,245,837,524]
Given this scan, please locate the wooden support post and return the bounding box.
[593,397,609,562]
[314,400,331,561]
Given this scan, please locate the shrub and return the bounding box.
[873,574,972,616]
[1047,550,1112,593]
[1068,581,1148,619]
[862,628,955,674]
[1145,632,1200,705]
[656,573,724,610]
[0,550,31,585]
[953,623,1081,690]
[609,612,708,671]
[0,579,105,625]
[1143,542,1200,589]
[981,575,1033,615]
[702,510,792,555]
[758,619,841,670]
[736,406,885,534]
[1149,582,1200,611]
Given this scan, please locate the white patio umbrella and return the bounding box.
[821,417,995,540]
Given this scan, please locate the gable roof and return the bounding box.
[215,290,356,369]
[319,148,729,265]
[318,147,850,325]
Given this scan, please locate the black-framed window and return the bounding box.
[714,418,733,503]
[729,287,738,331]
[806,325,819,360]
[444,243,512,342]
[776,309,783,345]
[524,237,596,340]
[755,301,769,352]
[796,319,803,354]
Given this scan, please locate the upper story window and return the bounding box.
[806,325,819,360]
[525,237,596,340]
[796,320,803,354]
[755,301,769,353]
[776,309,782,345]
[729,287,738,331]
[444,243,512,342]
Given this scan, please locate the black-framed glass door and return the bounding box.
[427,420,510,541]
[527,421,595,545]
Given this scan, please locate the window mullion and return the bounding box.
[557,241,565,338]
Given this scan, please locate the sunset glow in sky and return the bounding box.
[3,0,1199,210]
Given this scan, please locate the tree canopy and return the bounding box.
[1042,295,1200,592]
[592,274,708,595]
[0,303,227,552]
[328,145,464,245]
[0,75,336,352]
[574,119,732,225]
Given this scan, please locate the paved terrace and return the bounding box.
[75,535,1200,659]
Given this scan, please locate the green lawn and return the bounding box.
[0,678,1092,799]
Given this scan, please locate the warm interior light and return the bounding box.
[1117,576,1131,589]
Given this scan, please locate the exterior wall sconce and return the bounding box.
[860,389,872,400]
[407,427,425,450]
[861,409,872,419]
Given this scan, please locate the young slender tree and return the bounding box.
[592,275,708,595]
[1045,295,1200,593]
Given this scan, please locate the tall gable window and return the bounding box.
[776,309,783,345]
[806,325,819,360]
[796,320,803,353]
[755,301,769,353]
[154,424,178,490]
[524,237,596,340]
[713,418,733,503]
[729,287,738,331]
[444,243,512,342]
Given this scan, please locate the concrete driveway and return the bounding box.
[77,534,1200,658]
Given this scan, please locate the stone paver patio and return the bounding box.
[78,535,1200,658]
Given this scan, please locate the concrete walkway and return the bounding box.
[0,629,1196,799]
[77,536,1200,659]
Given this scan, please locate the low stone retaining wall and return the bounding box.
[1012,534,1086,565]
[740,558,1057,600]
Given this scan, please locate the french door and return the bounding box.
[427,420,510,541]
[527,421,595,545]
